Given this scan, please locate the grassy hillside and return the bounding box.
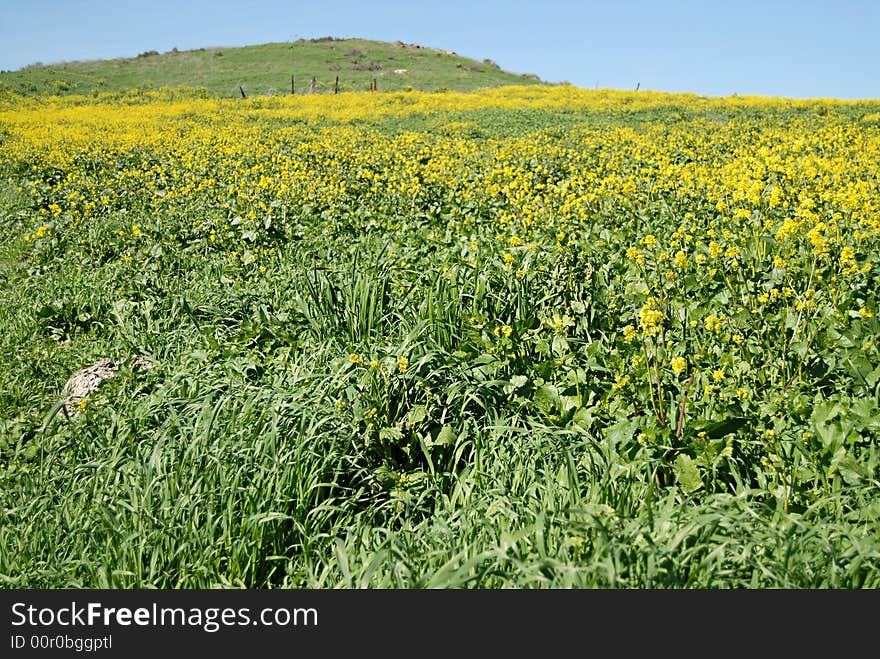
[0,37,545,97]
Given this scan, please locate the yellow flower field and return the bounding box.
[1,85,878,587]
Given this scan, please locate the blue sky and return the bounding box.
[1,0,877,99]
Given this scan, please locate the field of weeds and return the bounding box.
[1,86,878,587]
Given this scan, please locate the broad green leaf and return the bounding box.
[434,425,457,447]
[674,454,703,493]
[405,404,427,427]
[551,335,570,356]
[692,416,749,439]
[379,426,404,443]
[831,449,867,485]
[811,400,841,427]
[605,418,637,445]
[509,374,528,389]
[571,406,594,431]
[534,384,562,413]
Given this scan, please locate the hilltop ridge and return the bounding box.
[0,37,546,97]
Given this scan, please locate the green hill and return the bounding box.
[0,37,546,97]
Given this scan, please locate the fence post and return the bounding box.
[239,85,246,98]
[291,75,295,94]
[309,77,317,94]
[334,76,339,94]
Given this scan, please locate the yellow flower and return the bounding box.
[704,314,723,334]
[626,246,645,264]
[638,297,664,337]
[349,353,364,364]
[670,357,687,374]
[712,368,725,382]
[397,356,409,373]
[673,250,688,269]
[622,325,638,342]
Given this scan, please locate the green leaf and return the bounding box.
[37,300,64,318]
[551,335,569,356]
[405,404,427,427]
[571,406,594,431]
[691,416,749,439]
[811,400,841,427]
[534,384,562,413]
[831,449,867,485]
[865,364,880,388]
[566,367,588,385]
[433,425,457,447]
[605,418,637,445]
[849,398,879,428]
[674,454,703,493]
[379,426,404,443]
[509,375,528,389]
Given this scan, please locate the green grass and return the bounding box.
[2,224,877,588]
[0,38,545,97]
[3,236,876,588]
